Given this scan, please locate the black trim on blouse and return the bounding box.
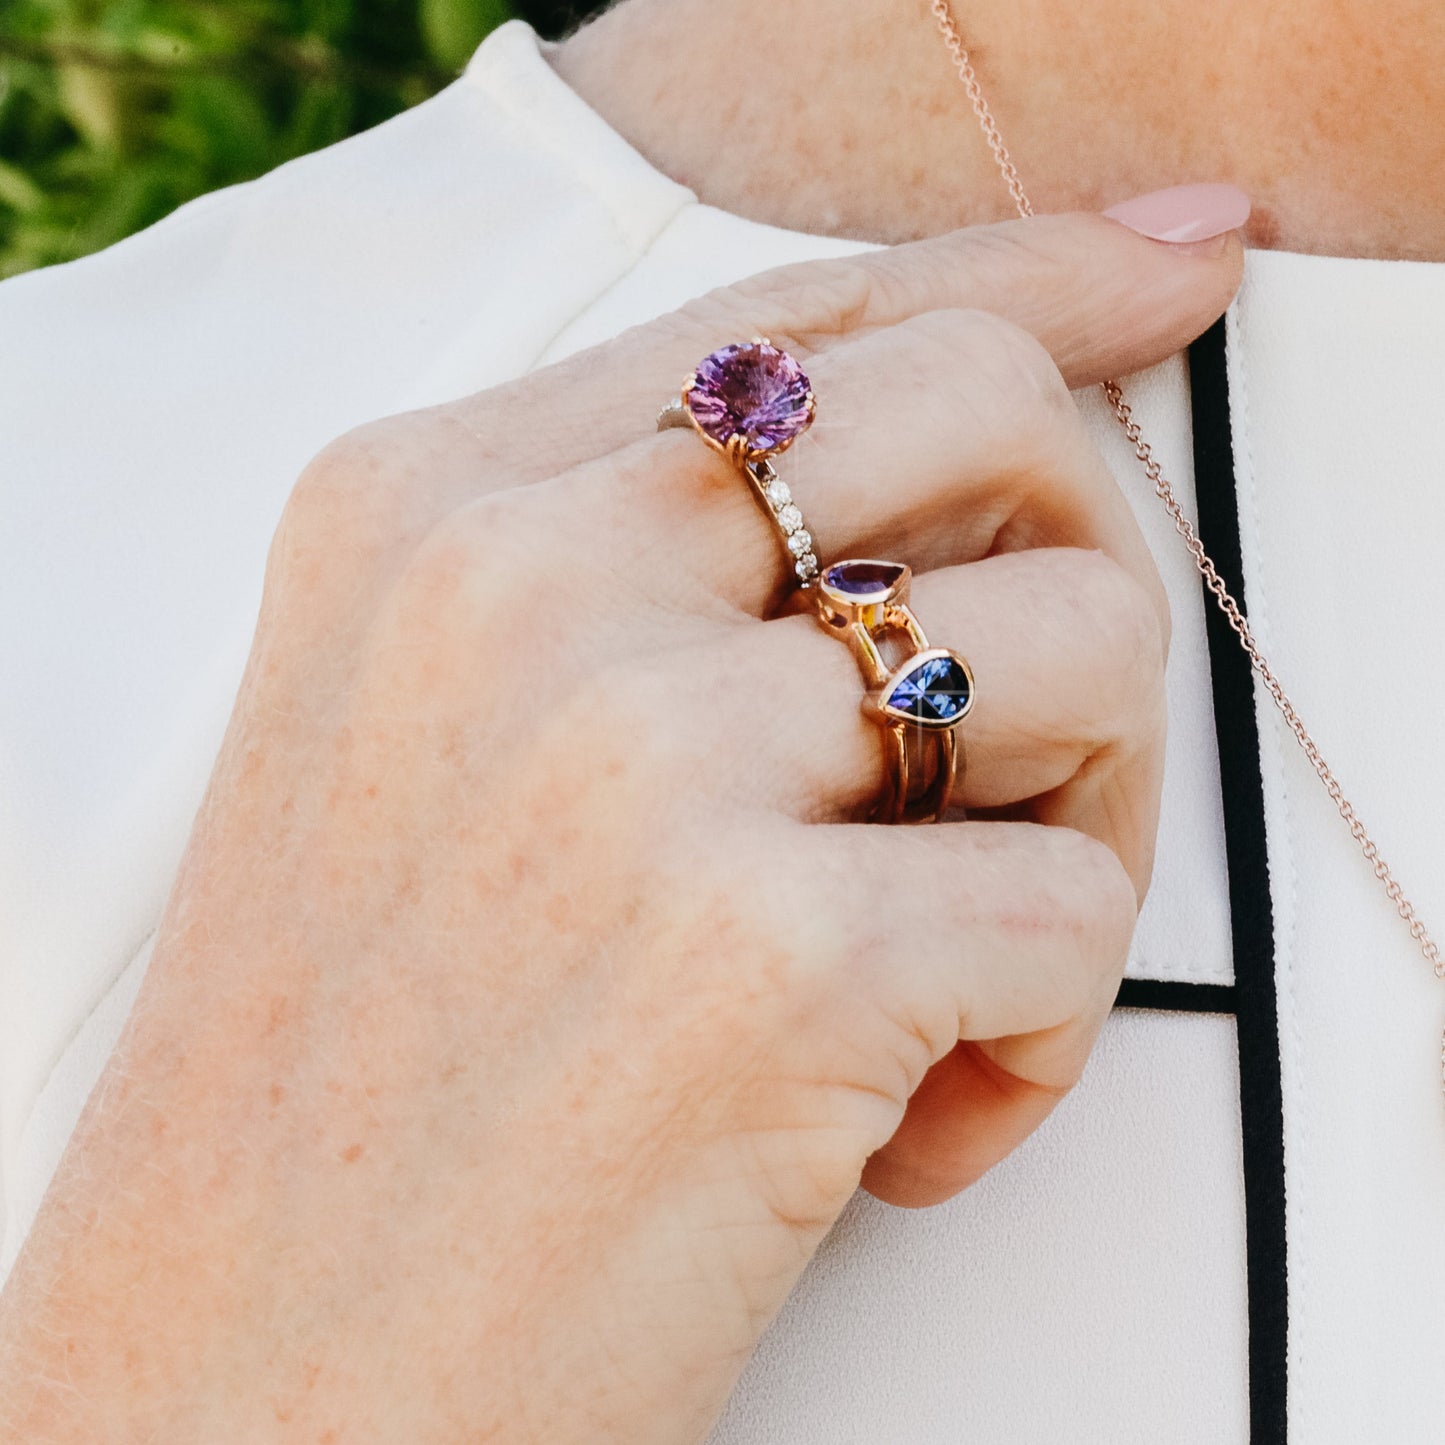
[1106,317,1288,1441]
[1188,314,1289,1444]
[1113,978,1238,1014]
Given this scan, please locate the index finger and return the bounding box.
[443,208,1244,480]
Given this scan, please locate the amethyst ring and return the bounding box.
[814,560,974,824]
[657,338,822,585]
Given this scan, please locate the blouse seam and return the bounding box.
[516,203,703,374]
[462,26,696,264]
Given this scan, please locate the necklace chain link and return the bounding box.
[928,0,1445,1088]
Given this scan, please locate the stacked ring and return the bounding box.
[657,338,823,585]
[813,560,975,823]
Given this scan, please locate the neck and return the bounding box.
[551,0,1445,262]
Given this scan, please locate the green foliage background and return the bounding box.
[0,0,599,278]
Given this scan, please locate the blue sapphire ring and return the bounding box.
[814,560,974,824]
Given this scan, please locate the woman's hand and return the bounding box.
[0,214,1241,1443]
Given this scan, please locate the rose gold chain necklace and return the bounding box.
[927,0,1445,1091]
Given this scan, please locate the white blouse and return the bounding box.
[2,19,1443,1442]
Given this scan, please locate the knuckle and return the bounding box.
[947,219,1079,317]
[283,420,413,543]
[359,491,547,695]
[955,307,1073,416]
[268,414,449,600]
[894,307,1075,455]
[689,254,879,350]
[360,492,576,731]
[1038,828,1139,979]
[392,490,538,626]
[1057,549,1167,711]
[262,424,405,613]
[390,515,479,622]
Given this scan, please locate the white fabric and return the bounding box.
[0,18,1440,1438]
[1226,267,1445,1440]
[713,1010,1249,1443]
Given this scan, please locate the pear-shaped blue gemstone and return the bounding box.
[885,654,972,726]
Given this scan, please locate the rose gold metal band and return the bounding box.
[813,560,973,824]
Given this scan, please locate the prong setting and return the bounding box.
[658,340,824,590]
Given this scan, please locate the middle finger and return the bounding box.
[594,307,1167,628]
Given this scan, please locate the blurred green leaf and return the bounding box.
[420,0,509,72]
[0,159,44,210]
[0,0,596,277]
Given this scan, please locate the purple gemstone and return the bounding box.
[685,341,813,454]
[824,561,906,596]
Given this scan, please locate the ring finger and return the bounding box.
[703,546,1167,892]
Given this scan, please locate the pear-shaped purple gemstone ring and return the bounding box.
[811,556,974,824]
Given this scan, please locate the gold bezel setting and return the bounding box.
[875,647,976,732]
[816,560,912,634]
[811,557,974,823]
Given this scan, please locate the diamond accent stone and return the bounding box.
[884,654,973,727]
[787,530,813,556]
[684,341,813,454]
[777,504,804,533]
[765,478,792,508]
[795,553,820,580]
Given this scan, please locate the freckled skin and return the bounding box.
[0,206,1248,1438]
[552,0,1445,260]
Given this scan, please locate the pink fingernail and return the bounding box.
[1102,183,1251,244]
